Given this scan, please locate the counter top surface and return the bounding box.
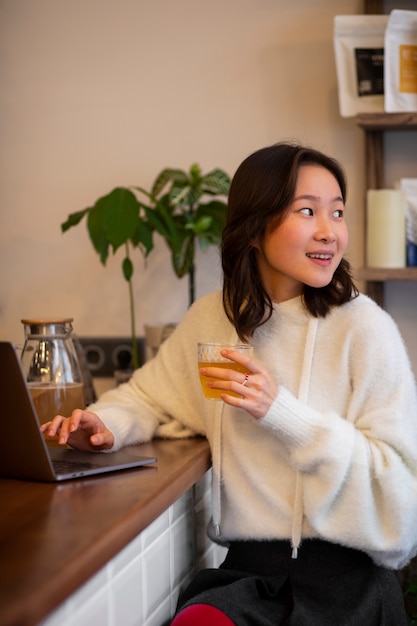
[0,437,211,626]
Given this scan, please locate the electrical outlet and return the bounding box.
[77,337,146,377]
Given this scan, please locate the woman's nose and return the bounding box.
[314,220,336,243]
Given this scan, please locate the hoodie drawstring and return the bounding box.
[291,317,319,558]
[211,331,240,538]
[211,398,224,537]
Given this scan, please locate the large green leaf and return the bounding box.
[170,183,202,209]
[171,233,195,278]
[144,197,187,254]
[61,208,90,232]
[122,256,133,282]
[195,200,227,241]
[155,192,176,216]
[185,215,213,234]
[87,205,110,265]
[97,187,140,253]
[201,169,231,195]
[143,205,171,239]
[144,202,182,246]
[151,168,188,198]
[132,219,154,257]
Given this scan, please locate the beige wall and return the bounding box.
[1,0,416,372]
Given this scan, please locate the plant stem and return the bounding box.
[188,264,195,307]
[125,242,139,370]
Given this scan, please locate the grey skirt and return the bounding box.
[175,539,408,626]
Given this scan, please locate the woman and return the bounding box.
[43,143,417,625]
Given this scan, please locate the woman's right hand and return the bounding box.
[40,409,115,451]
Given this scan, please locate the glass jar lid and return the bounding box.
[21,318,74,339]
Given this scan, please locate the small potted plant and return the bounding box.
[138,163,230,306]
[61,163,230,369]
[61,187,154,369]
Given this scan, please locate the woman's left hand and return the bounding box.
[199,348,278,420]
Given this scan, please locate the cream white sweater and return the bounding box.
[89,291,417,569]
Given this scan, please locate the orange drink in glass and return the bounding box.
[198,342,253,400]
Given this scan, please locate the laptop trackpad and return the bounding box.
[48,446,156,476]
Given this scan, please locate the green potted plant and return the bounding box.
[137,163,230,306]
[61,187,154,369]
[61,163,230,369]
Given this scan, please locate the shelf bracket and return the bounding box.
[365,281,384,307]
[364,130,384,190]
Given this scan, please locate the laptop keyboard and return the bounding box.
[52,459,105,474]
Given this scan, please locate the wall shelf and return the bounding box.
[356,267,417,281]
[356,112,417,130]
[354,110,417,306]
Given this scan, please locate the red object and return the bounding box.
[171,603,236,625]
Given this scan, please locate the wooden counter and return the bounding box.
[0,437,211,626]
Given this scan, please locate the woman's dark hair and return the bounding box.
[222,142,359,341]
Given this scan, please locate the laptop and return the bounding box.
[0,341,156,481]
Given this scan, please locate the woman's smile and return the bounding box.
[306,250,335,266]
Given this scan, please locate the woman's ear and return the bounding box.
[250,236,260,250]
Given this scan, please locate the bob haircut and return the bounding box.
[221,142,358,341]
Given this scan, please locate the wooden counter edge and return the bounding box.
[0,437,211,626]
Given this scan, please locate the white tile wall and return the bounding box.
[41,470,227,626]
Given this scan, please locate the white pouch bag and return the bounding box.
[334,15,388,117]
[384,10,417,112]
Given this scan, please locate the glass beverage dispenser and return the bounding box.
[20,318,85,429]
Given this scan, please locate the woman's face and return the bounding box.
[254,164,349,303]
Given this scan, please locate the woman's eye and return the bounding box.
[300,207,313,216]
[333,209,344,218]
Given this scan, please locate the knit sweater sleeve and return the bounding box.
[260,300,417,569]
[85,291,231,450]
